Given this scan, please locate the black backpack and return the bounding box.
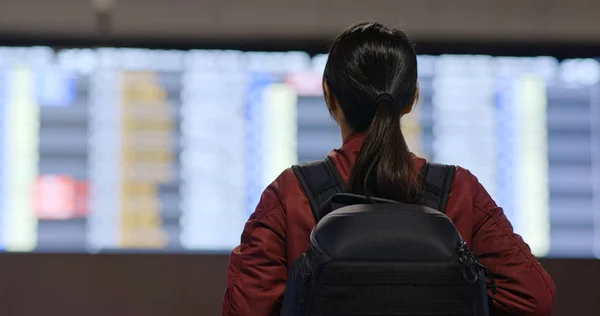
[281,157,495,316]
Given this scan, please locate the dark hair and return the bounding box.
[323,22,420,202]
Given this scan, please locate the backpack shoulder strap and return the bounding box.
[421,162,456,214]
[292,157,345,222]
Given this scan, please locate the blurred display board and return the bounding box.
[0,47,598,258]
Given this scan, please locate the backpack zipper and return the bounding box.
[457,242,497,294]
[298,253,312,313]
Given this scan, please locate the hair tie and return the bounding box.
[373,93,394,106]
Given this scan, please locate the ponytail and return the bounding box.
[347,96,420,202]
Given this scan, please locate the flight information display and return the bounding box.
[0,47,598,258]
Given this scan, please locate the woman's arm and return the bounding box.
[223,184,287,316]
[469,175,556,315]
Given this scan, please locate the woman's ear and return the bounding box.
[323,81,342,123]
[402,87,419,115]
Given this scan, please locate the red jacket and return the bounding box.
[223,132,556,316]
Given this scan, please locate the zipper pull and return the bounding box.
[476,262,497,295]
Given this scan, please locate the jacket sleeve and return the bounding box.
[469,174,556,316]
[222,183,287,316]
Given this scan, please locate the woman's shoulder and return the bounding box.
[259,167,305,211]
[451,166,481,197]
[449,165,497,211]
[414,155,483,202]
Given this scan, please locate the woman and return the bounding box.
[223,22,556,316]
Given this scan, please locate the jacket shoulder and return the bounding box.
[417,157,480,202]
[261,167,303,211]
[269,167,298,194]
[449,165,482,202]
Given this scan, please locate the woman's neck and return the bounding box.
[340,125,354,143]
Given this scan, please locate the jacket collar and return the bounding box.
[340,131,367,152]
